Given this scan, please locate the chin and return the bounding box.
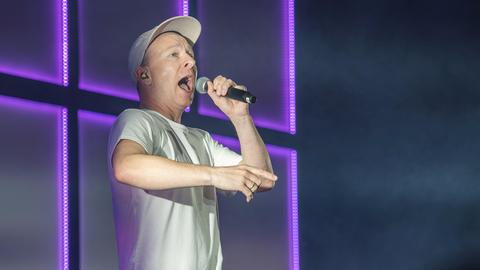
[176,98,193,109]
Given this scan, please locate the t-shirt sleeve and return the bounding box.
[108,109,154,162]
[205,133,243,167]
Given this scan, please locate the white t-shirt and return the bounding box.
[107,108,242,270]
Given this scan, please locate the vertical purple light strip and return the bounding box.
[288,150,299,270]
[288,0,296,134]
[59,108,69,270]
[62,0,69,86]
[178,0,189,16]
[179,0,191,112]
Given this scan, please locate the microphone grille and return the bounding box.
[195,77,210,94]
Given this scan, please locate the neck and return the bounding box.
[139,101,183,123]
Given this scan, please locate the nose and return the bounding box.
[183,54,196,70]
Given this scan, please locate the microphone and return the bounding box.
[195,76,256,104]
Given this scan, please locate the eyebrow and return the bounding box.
[164,44,194,57]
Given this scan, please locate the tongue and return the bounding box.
[179,83,190,91]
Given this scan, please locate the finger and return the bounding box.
[220,79,236,96]
[245,179,256,192]
[240,185,253,202]
[260,179,276,189]
[249,181,259,193]
[206,81,215,94]
[242,166,278,181]
[235,84,247,91]
[207,81,221,103]
[244,171,262,187]
[242,172,260,193]
[213,76,226,95]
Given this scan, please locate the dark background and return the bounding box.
[297,0,480,269]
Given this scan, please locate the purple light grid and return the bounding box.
[78,110,116,125]
[0,95,67,269]
[77,0,136,101]
[0,94,60,113]
[79,82,139,101]
[0,66,60,85]
[78,0,191,104]
[197,108,290,132]
[211,134,299,270]
[0,0,64,85]
[58,108,69,270]
[197,0,296,134]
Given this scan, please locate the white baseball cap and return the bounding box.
[128,16,201,82]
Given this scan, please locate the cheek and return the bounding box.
[151,62,177,81]
[158,66,175,78]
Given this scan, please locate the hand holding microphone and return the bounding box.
[195,76,256,104]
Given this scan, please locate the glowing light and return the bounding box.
[179,0,189,16]
[289,150,299,270]
[287,0,296,134]
[78,110,116,125]
[59,108,69,270]
[62,0,69,86]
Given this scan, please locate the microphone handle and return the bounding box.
[227,87,257,104]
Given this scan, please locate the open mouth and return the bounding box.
[178,75,193,92]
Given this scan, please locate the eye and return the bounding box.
[170,52,179,57]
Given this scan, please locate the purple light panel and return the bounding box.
[78,110,118,270]
[211,134,299,270]
[78,0,188,101]
[0,0,64,84]
[78,110,116,125]
[0,95,65,269]
[196,0,296,134]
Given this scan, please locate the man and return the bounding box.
[107,16,277,270]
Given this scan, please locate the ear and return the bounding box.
[135,66,151,85]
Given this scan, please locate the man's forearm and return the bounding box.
[114,150,276,200]
[115,154,212,190]
[231,115,273,173]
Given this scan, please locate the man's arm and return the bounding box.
[112,139,277,202]
[231,115,275,192]
[206,76,276,192]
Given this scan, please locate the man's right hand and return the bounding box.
[209,165,278,202]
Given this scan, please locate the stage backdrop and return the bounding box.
[0,0,298,269]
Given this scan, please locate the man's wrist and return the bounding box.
[230,114,252,127]
[205,166,215,187]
